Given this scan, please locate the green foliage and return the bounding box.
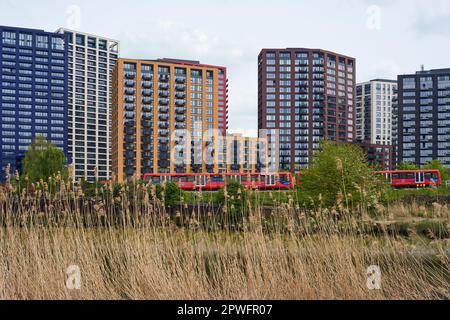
[397,161,420,170]
[22,136,68,183]
[423,159,449,182]
[165,182,182,207]
[297,141,386,209]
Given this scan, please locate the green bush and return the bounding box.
[297,141,386,210]
[162,182,183,207]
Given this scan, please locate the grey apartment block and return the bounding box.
[395,68,450,168]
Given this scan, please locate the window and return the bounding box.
[75,34,85,46]
[52,37,65,50]
[19,33,33,46]
[36,35,48,48]
[2,31,16,45]
[87,37,96,49]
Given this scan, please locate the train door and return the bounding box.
[161,175,170,184]
[195,175,207,187]
[385,173,392,184]
[415,171,424,185]
[264,174,276,186]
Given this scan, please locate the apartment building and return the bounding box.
[216,134,268,173]
[356,79,397,146]
[112,58,228,182]
[395,68,450,168]
[258,48,356,171]
[0,26,69,181]
[56,28,119,182]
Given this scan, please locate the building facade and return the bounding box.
[56,28,119,182]
[216,134,268,173]
[258,48,356,171]
[0,26,69,181]
[112,58,228,182]
[356,79,397,145]
[395,68,450,168]
[358,143,392,170]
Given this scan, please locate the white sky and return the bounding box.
[1,0,449,137]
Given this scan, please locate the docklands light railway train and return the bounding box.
[143,170,442,191]
[143,172,295,191]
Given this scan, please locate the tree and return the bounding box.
[22,136,68,183]
[298,141,385,209]
[423,159,449,182]
[397,161,419,170]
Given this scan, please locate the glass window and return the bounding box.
[2,31,16,45]
[36,35,48,48]
[19,33,33,46]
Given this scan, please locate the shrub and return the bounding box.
[163,182,183,207]
[297,141,386,210]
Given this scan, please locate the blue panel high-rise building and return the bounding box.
[0,26,69,181]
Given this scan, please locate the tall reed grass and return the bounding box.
[0,174,449,300]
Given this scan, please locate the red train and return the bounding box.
[143,170,442,191]
[143,172,295,191]
[376,170,442,188]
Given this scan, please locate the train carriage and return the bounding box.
[376,170,442,188]
[143,172,295,191]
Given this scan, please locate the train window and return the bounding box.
[151,177,160,184]
[424,173,432,180]
[211,176,224,183]
[392,173,400,180]
[227,175,242,183]
[432,172,438,180]
[179,176,195,183]
[279,174,290,185]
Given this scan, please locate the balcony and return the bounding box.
[124,104,135,112]
[124,96,135,103]
[141,136,152,144]
[159,145,169,153]
[124,151,135,159]
[175,116,186,122]
[158,160,170,168]
[142,73,153,81]
[124,88,136,95]
[142,105,152,113]
[175,84,186,91]
[175,107,186,114]
[124,112,135,120]
[159,122,169,130]
[175,92,186,99]
[142,81,153,89]
[175,77,186,84]
[142,97,153,105]
[124,128,135,135]
[124,120,136,127]
[142,89,153,97]
[158,130,169,137]
[159,114,169,121]
[159,138,169,145]
[159,91,169,98]
[175,100,186,106]
[141,119,153,127]
[124,80,135,87]
[159,99,169,106]
[142,128,153,135]
[142,112,153,120]
[175,123,186,130]
[159,75,170,83]
[125,72,136,79]
[159,106,169,113]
